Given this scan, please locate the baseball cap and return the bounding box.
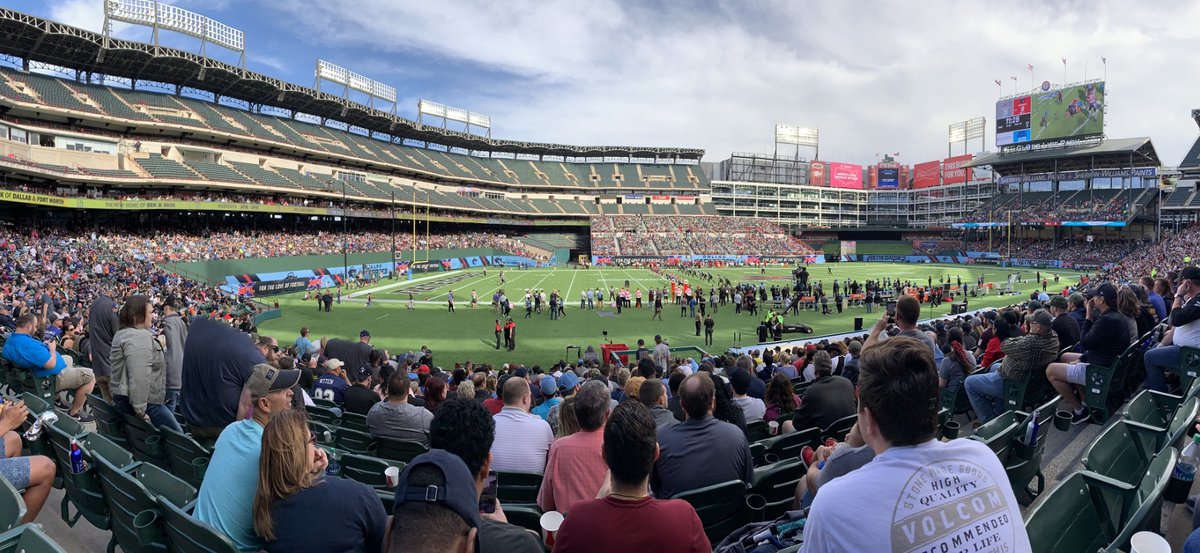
[326,359,346,371]
[539,375,558,396]
[1030,309,1053,328]
[244,363,301,397]
[359,329,371,338]
[559,371,580,392]
[392,450,481,530]
[1048,296,1068,310]
[351,366,371,383]
[1182,266,1200,281]
[1026,300,1042,311]
[1086,283,1118,305]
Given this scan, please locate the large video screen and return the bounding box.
[996,81,1105,146]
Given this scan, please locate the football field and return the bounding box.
[256,263,1086,368]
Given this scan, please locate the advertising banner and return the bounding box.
[809,161,826,187]
[913,160,941,188]
[840,240,857,255]
[828,162,862,189]
[942,154,974,184]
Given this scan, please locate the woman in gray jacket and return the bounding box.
[110,295,181,432]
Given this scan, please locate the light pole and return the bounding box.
[342,180,348,286]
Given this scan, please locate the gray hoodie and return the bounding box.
[161,313,187,390]
[110,327,166,412]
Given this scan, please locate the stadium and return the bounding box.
[0,2,1195,552]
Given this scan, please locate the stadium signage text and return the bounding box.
[997,167,1156,185]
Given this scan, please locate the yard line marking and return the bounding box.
[564,267,580,301]
[346,271,462,299]
[375,313,390,320]
[476,268,540,299]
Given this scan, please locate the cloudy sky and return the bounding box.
[9,0,1200,165]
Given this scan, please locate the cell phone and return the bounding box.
[885,302,897,317]
[478,471,498,514]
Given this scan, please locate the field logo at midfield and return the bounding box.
[891,459,1019,552]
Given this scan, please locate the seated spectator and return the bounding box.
[729,370,766,421]
[532,376,562,422]
[424,375,448,413]
[667,371,686,422]
[938,327,975,396]
[557,396,581,438]
[1048,296,1080,349]
[1048,284,1128,424]
[196,363,305,552]
[977,317,1013,370]
[763,372,800,423]
[109,295,182,432]
[554,402,710,553]
[842,340,862,385]
[180,317,267,440]
[965,310,1059,424]
[545,372,581,435]
[386,450,480,553]
[428,399,543,553]
[491,376,554,474]
[793,423,874,509]
[343,366,380,416]
[652,373,753,499]
[712,375,748,437]
[313,359,350,405]
[253,409,385,553]
[1,313,95,422]
[638,378,679,432]
[367,372,433,446]
[785,351,855,434]
[799,337,1030,551]
[0,400,54,524]
[537,381,610,514]
[1146,269,1200,394]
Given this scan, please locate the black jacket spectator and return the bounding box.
[1051,314,1081,349]
[180,317,265,432]
[791,375,857,432]
[1080,309,1131,368]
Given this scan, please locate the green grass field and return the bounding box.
[256,263,1085,368]
[1031,84,1104,141]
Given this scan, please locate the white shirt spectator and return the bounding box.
[733,396,766,421]
[491,406,554,474]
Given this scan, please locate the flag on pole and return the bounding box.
[1101,56,1106,64]
[1010,76,1017,81]
[994,79,1002,86]
[1062,58,1066,65]
[1027,64,1034,71]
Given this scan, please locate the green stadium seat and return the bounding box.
[749,442,767,467]
[338,453,401,510]
[0,475,26,531]
[1083,341,1139,424]
[673,480,749,545]
[495,471,543,505]
[305,404,342,426]
[159,426,212,489]
[745,420,771,443]
[333,427,377,454]
[86,394,130,450]
[758,427,820,464]
[120,414,169,469]
[0,524,70,553]
[156,496,239,553]
[341,412,369,434]
[374,438,429,464]
[1080,420,1156,486]
[820,414,857,443]
[969,410,1021,459]
[500,504,543,535]
[94,454,195,553]
[47,416,111,530]
[747,458,804,521]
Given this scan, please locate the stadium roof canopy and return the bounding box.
[0,8,704,161]
[968,137,1159,175]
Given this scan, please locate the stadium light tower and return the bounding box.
[417,99,492,139]
[774,125,819,160]
[947,117,985,156]
[101,0,246,68]
[315,59,398,114]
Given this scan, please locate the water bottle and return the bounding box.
[324,450,340,477]
[69,438,85,474]
[1175,434,1200,483]
[1022,408,1041,446]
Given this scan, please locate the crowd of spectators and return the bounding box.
[960,190,1140,224]
[590,215,815,257]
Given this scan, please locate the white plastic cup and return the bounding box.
[540,510,564,547]
[384,466,400,488]
[1128,532,1171,553]
[768,421,779,435]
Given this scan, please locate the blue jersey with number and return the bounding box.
[313,375,350,405]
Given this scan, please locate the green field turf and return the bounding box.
[1031,85,1104,141]
[256,263,1085,368]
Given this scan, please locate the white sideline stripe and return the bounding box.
[346,271,462,298]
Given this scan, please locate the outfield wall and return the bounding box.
[166,248,506,283]
[590,254,827,265]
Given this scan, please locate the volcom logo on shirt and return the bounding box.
[892,459,1017,553]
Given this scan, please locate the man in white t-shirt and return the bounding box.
[729,369,766,421]
[1144,266,1200,393]
[800,336,1030,552]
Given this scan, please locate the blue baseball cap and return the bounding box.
[559,371,580,392]
[539,375,558,396]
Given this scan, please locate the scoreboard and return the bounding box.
[995,95,1032,146]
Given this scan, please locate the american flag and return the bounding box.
[994,79,1001,86]
[1027,64,1034,71]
